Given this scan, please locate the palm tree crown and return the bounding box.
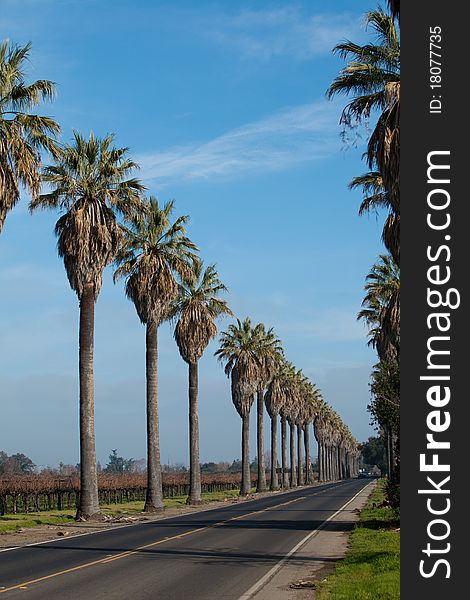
[172,262,233,363]
[358,253,400,361]
[252,323,284,391]
[32,131,144,299]
[215,317,262,417]
[114,197,199,324]
[1,40,60,232]
[327,11,399,127]
[265,360,295,418]
[328,10,400,262]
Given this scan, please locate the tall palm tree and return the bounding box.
[296,403,305,486]
[277,362,296,488]
[280,405,290,488]
[1,40,60,232]
[215,318,261,495]
[31,131,144,519]
[114,198,198,512]
[171,262,232,505]
[284,371,302,488]
[358,253,400,361]
[313,398,331,482]
[251,324,283,493]
[303,385,321,484]
[288,405,298,487]
[327,10,400,262]
[265,361,292,490]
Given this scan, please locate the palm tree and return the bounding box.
[1,40,60,232]
[327,10,400,262]
[288,407,298,487]
[31,131,144,520]
[265,361,292,490]
[303,385,321,484]
[296,404,305,486]
[293,375,308,486]
[296,381,318,485]
[171,262,232,505]
[280,405,290,488]
[358,253,400,361]
[313,398,331,482]
[277,362,296,488]
[215,318,261,495]
[251,324,283,492]
[284,372,301,488]
[114,198,198,512]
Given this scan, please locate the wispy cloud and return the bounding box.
[204,8,361,61]
[137,100,340,186]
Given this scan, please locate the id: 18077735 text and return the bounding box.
[429,26,443,114]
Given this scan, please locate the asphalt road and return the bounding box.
[0,479,370,599]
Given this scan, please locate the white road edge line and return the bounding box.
[237,480,375,600]
[0,480,346,554]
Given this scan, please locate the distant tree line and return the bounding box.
[0,451,36,475]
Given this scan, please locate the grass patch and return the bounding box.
[316,480,400,600]
[0,512,75,533]
[98,489,243,515]
[0,489,246,533]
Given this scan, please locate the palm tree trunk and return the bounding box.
[289,420,297,487]
[328,445,332,480]
[76,283,100,520]
[281,415,289,488]
[241,413,251,495]
[313,423,322,481]
[187,361,202,505]
[304,423,311,484]
[297,424,304,485]
[319,440,324,481]
[323,442,330,481]
[144,322,164,512]
[256,390,267,492]
[270,415,279,490]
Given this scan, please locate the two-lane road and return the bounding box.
[0,479,371,599]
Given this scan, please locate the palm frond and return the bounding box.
[1,40,60,231]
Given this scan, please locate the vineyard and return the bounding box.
[0,473,248,515]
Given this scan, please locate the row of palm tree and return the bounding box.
[216,318,359,495]
[327,4,400,490]
[1,39,359,521]
[327,8,400,265]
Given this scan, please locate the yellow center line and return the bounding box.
[0,494,307,595]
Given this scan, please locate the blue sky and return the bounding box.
[0,0,383,469]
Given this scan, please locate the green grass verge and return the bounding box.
[0,489,246,534]
[0,512,75,533]
[316,480,400,600]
